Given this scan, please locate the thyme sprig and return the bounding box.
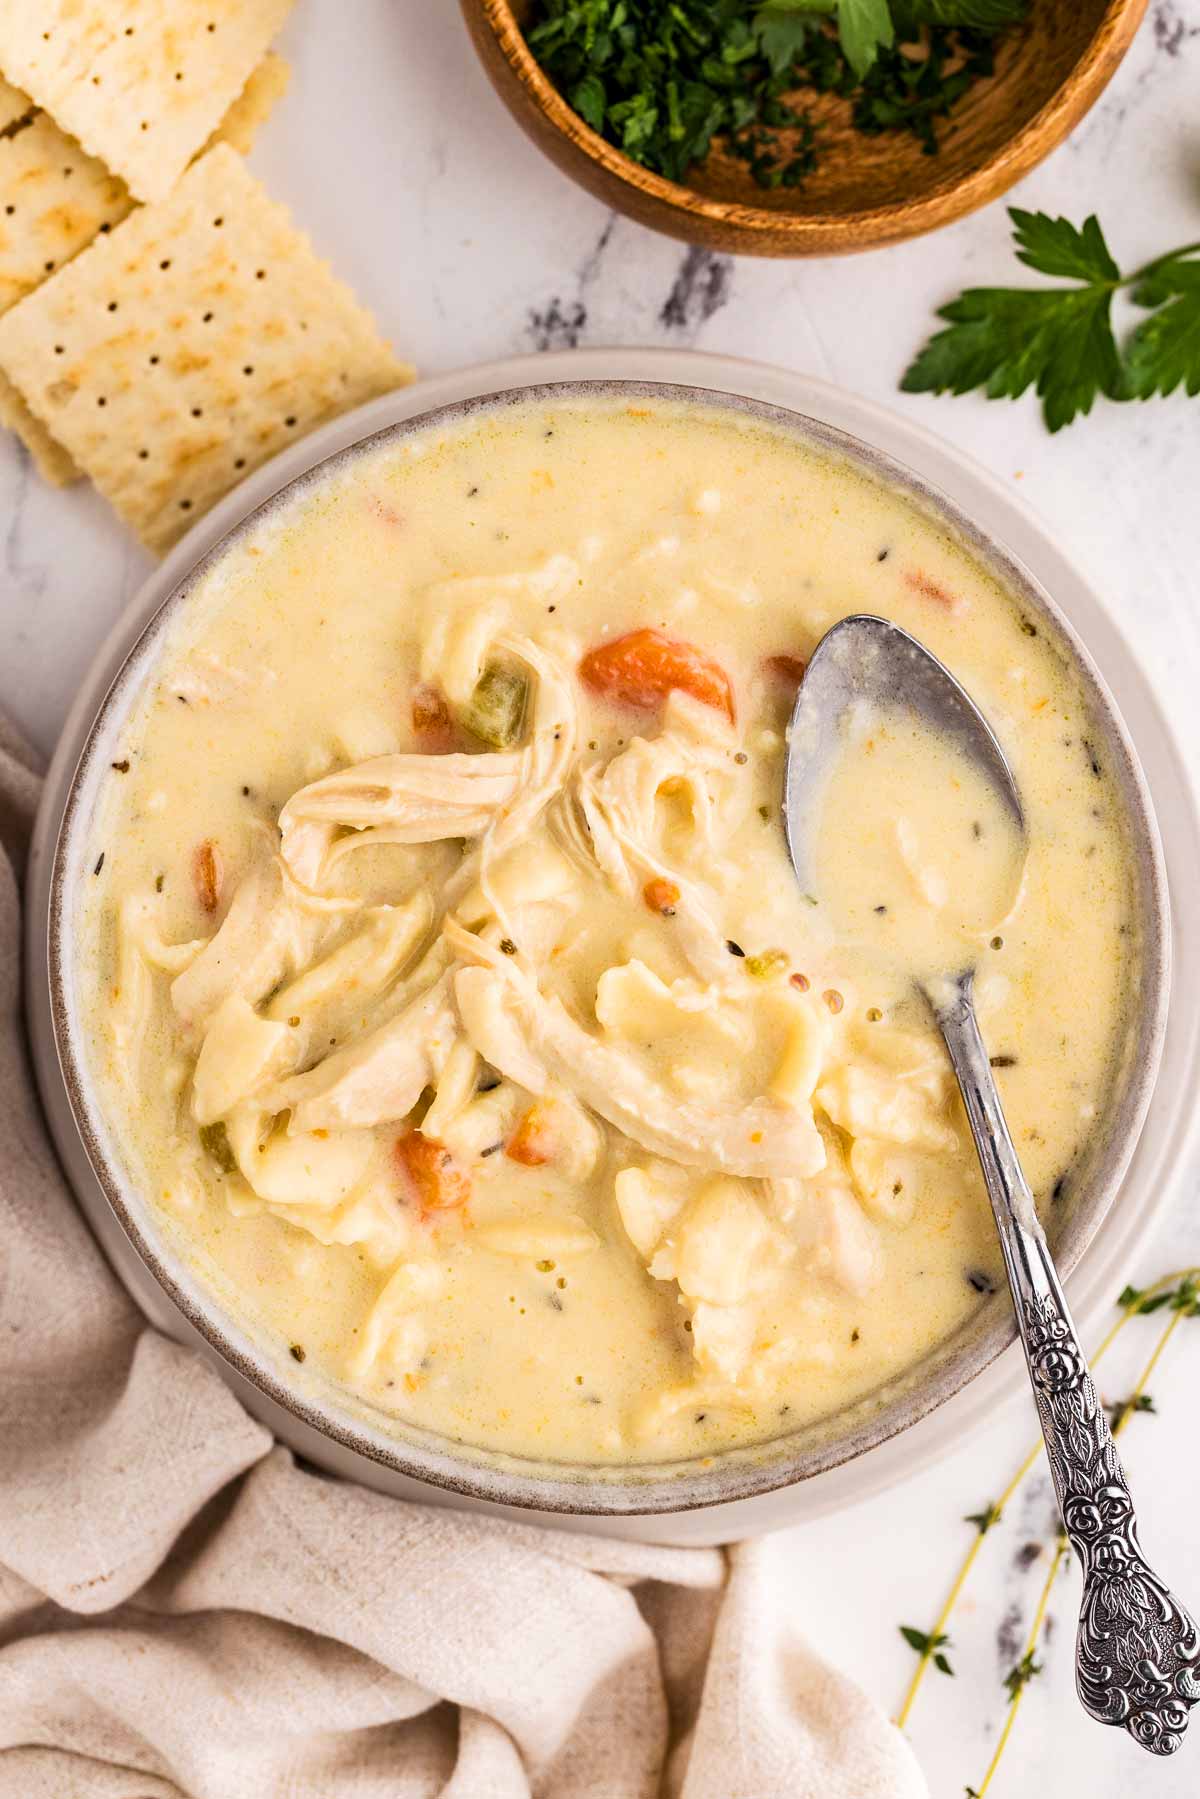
[1002,1644,1044,1703]
[899,1624,954,1676]
[966,1538,1065,1797]
[897,1267,1200,1788]
[1106,1390,1156,1432]
[964,1500,1002,1535]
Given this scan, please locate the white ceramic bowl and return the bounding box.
[26,351,1200,1546]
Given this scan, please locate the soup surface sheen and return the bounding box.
[79,398,1137,1467]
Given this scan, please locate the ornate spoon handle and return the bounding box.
[935,976,1200,1756]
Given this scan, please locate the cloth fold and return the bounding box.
[0,715,926,1799]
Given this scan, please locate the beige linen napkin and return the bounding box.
[0,713,927,1799]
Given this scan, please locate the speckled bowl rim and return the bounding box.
[41,376,1170,1517]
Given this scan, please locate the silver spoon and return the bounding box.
[784,613,1200,1756]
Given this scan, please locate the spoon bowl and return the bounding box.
[784,614,1024,897]
[783,615,1200,1754]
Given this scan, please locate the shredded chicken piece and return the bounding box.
[421,558,579,705]
[191,995,292,1125]
[109,897,155,1096]
[453,841,578,930]
[279,751,524,890]
[551,710,738,983]
[170,857,323,1029]
[587,727,720,858]
[689,1302,759,1383]
[453,965,548,1091]
[349,1261,444,1380]
[120,893,210,976]
[109,889,213,1094]
[440,1084,521,1162]
[225,1105,374,1210]
[420,600,507,708]
[281,632,578,899]
[674,1179,775,1306]
[444,921,825,1179]
[816,1062,957,1155]
[265,894,432,1051]
[459,633,580,915]
[769,1171,883,1298]
[270,977,456,1133]
[268,1183,414,1266]
[419,1038,479,1142]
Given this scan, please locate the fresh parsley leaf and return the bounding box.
[1010,208,1120,283]
[753,4,823,77]
[849,23,996,152]
[903,205,1126,429]
[1117,1283,1145,1310]
[1130,251,1200,310]
[902,279,1122,432]
[905,210,1200,429]
[527,1,1025,186]
[907,0,1028,24]
[838,0,896,77]
[571,70,607,132]
[610,90,660,158]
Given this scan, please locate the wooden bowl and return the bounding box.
[461,0,1147,257]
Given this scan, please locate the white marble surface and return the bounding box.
[4,1,1200,1792]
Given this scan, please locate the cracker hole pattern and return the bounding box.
[0,147,407,551]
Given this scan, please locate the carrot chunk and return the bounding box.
[643,878,680,917]
[506,1108,553,1166]
[579,629,735,722]
[904,570,961,611]
[396,1129,471,1211]
[766,652,808,688]
[192,840,223,913]
[411,683,454,752]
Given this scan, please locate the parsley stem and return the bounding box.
[968,1535,1068,1798]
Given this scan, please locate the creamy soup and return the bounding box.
[814,711,1027,980]
[78,398,1137,1466]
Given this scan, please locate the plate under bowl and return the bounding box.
[25,351,1196,1546]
